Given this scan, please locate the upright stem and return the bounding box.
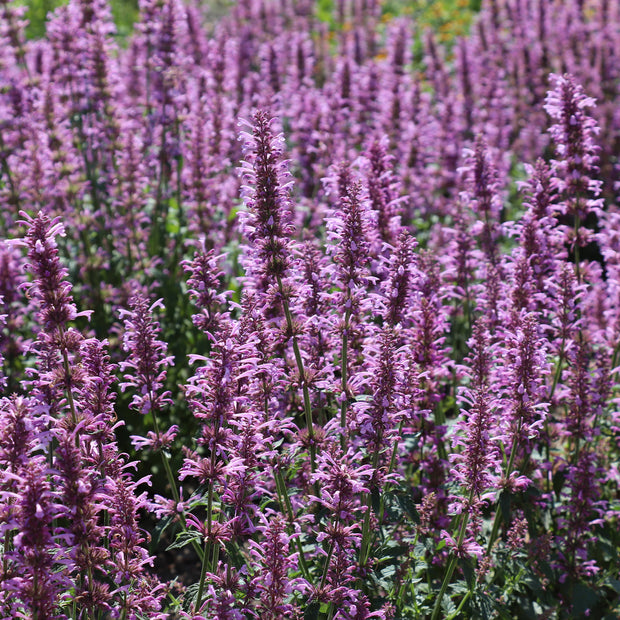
[431,490,474,620]
[358,449,381,576]
[340,303,352,450]
[61,345,78,428]
[487,419,522,555]
[573,214,581,285]
[194,538,210,614]
[150,407,204,562]
[277,276,316,472]
[274,468,312,583]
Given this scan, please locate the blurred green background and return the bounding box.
[17,0,480,41]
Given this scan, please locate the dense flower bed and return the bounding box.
[1,0,619,618]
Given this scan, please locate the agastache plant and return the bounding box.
[1,0,620,618]
[238,109,317,470]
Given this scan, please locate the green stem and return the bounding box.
[358,450,381,575]
[447,588,472,620]
[320,539,336,590]
[340,304,352,450]
[487,420,522,555]
[573,214,581,285]
[61,346,78,428]
[194,538,210,614]
[388,420,405,476]
[150,407,204,562]
[277,276,316,472]
[431,491,474,620]
[549,340,566,401]
[274,468,312,583]
[119,591,127,620]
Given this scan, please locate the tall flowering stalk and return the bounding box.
[484,313,550,559]
[355,327,402,578]
[0,240,26,391]
[544,73,602,283]
[53,429,111,614]
[119,294,173,418]
[324,164,373,446]
[238,110,316,470]
[184,246,230,341]
[0,397,55,619]
[20,211,85,426]
[432,321,499,620]
[380,229,417,330]
[310,452,374,615]
[106,473,165,618]
[6,458,64,620]
[238,110,294,285]
[247,513,307,619]
[118,294,182,527]
[180,325,238,611]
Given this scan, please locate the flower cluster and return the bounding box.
[0,0,619,618]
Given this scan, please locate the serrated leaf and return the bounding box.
[166,530,202,551]
[182,583,200,612]
[441,592,457,615]
[553,469,566,498]
[522,572,543,595]
[151,513,174,549]
[397,491,420,524]
[379,543,409,559]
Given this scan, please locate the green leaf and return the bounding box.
[572,583,600,617]
[166,530,202,551]
[553,469,566,498]
[396,490,420,524]
[499,490,511,525]
[441,592,457,616]
[458,556,475,589]
[151,513,174,549]
[304,602,320,620]
[182,583,200,612]
[371,487,381,515]
[604,577,620,594]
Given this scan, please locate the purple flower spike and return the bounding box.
[8,458,65,620]
[20,211,78,333]
[119,294,174,416]
[239,110,295,282]
[544,74,602,221]
[184,247,230,341]
[248,513,307,618]
[451,321,501,507]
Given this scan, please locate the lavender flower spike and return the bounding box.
[20,211,85,333]
[119,294,174,417]
[238,110,295,282]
